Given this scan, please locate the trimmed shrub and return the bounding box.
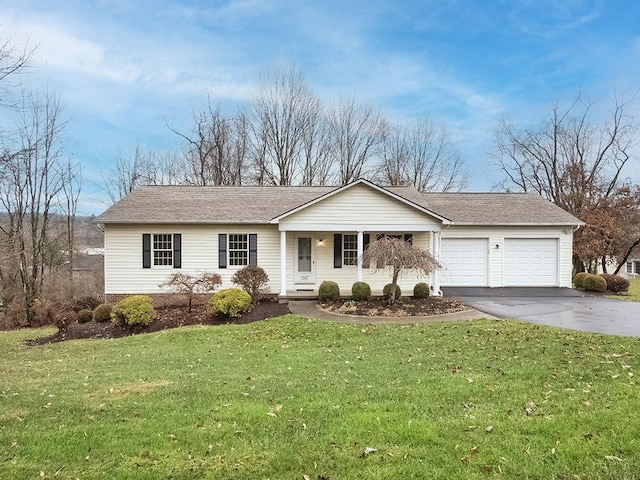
[573,272,589,288]
[318,281,340,302]
[208,288,252,318]
[231,265,270,304]
[77,309,94,324]
[93,303,112,323]
[582,274,607,293]
[601,273,629,293]
[383,283,402,301]
[351,281,371,301]
[71,295,101,313]
[413,282,430,299]
[111,295,155,327]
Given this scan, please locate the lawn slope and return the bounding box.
[1,316,639,479]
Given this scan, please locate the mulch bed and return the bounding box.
[25,298,290,346]
[321,296,468,317]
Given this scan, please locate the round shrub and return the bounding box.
[71,295,101,313]
[413,282,430,299]
[601,273,629,293]
[208,288,252,318]
[111,295,154,327]
[77,309,94,324]
[582,274,607,293]
[93,303,112,323]
[318,281,340,302]
[351,281,371,301]
[573,272,589,288]
[231,265,269,304]
[383,283,402,301]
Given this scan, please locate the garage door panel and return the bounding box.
[504,238,557,286]
[441,238,488,286]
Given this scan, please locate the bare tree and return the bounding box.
[380,117,468,191]
[159,272,222,312]
[102,144,182,204]
[250,67,321,185]
[0,91,78,325]
[170,98,247,186]
[493,91,639,271]
[328,97,388,184]
[0,35,34,106]
[361,237,440,305]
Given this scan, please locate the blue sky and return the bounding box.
[2,0,639,214]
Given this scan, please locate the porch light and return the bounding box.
[318,239,324,246]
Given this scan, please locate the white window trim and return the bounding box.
[228,233,249,267]
[153,233,173,267]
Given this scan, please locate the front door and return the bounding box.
[295,236,315,285]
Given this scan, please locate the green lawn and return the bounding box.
[2,316,640,479]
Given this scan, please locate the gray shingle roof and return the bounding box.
[96,183,582,226]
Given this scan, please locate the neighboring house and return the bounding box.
[623,258,640,279]
[96,179,583,303]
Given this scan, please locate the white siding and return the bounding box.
[286,232,435,294]
[442,226,574,288]
[104,224,281,295]
[279,183,441,229]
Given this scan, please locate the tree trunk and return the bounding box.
[613,237,640,275]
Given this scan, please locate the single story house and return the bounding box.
[96,179,583,303]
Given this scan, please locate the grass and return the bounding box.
[1,316,640,479]
[609,277,640,302]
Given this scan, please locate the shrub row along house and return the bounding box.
[96,179,583,304]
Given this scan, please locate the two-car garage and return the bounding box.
[440,237,559,287]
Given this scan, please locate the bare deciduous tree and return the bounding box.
[251,67,321,185]
[328,97,387,184]
[102,144,182,204]
[170,98,248,186]
[493,91,640,271]
[0,35,33,106]
[0,91,79,325]
[361,237,440,305]
[380,117,468,191]
[159,272,222,312]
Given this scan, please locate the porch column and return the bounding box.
[280,230,287,297]
[433,231,441,296]
[357,230,364,281]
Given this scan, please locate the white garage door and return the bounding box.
[440,238,489,286]
[504,238,558,286]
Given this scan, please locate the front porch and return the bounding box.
[275,229,444,298]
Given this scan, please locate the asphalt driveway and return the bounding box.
[443,287,640,337]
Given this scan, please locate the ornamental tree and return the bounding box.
[361,237,440,305]
[159,272,222,312]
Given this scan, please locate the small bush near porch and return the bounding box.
[3,318,640,479]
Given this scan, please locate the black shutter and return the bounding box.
[249,234,257,265]
[173,234,182,268]
[363,234,370,268]
[218,234,227,268]
[334,233,342,268]
[142,234,151,268]
[404,233,413,245]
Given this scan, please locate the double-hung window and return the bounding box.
[153,234,173,266]
[143,233,182,269]
[218,233,258,268]
[228,234,249,266]
[343,234,358,266]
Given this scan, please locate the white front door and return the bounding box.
[295,236,315,285]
